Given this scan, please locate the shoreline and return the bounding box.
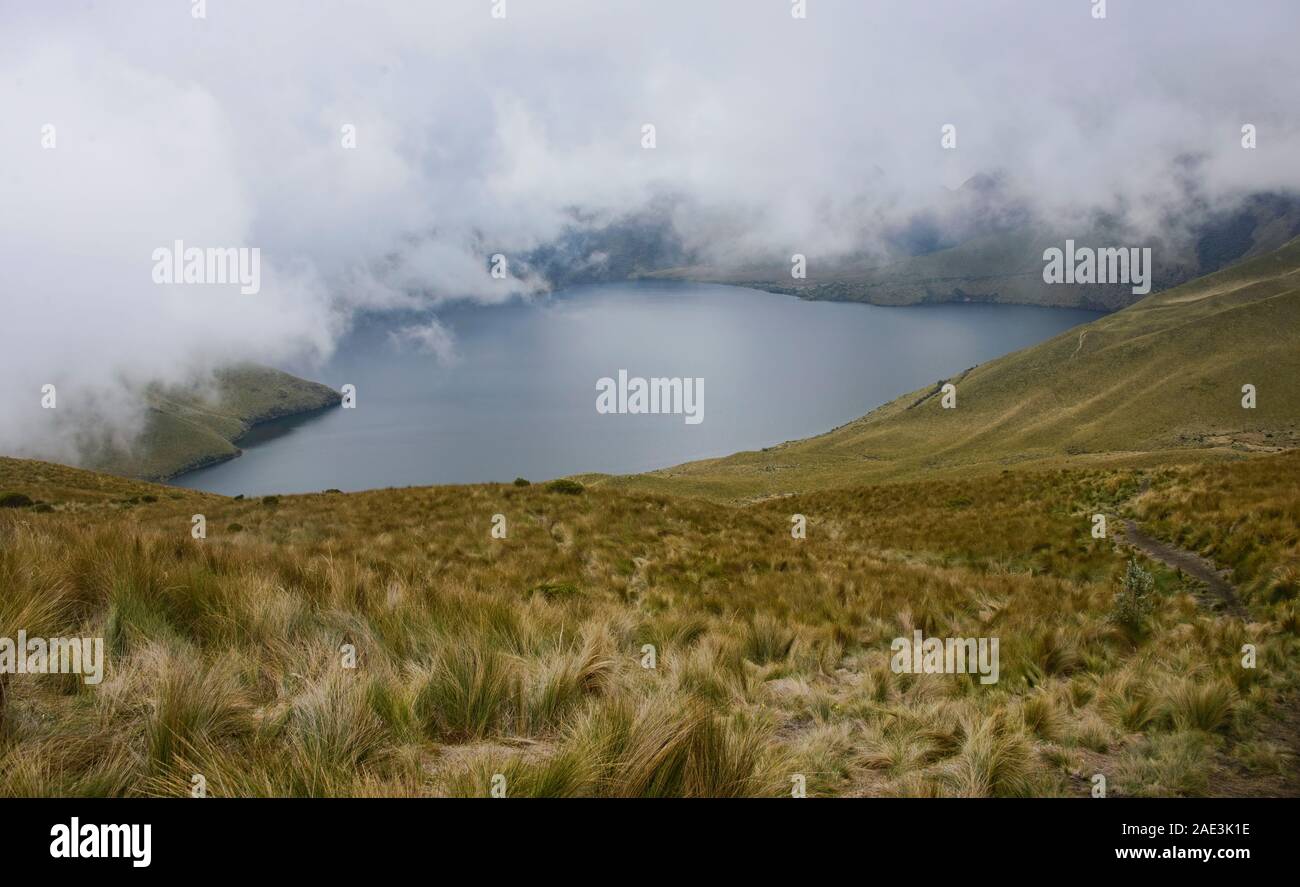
[164,400,340,485]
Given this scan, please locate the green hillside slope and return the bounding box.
[599,236,1300,501]
[89,365,339,481]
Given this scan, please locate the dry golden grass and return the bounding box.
[1134,450,1300,609]
[0,452,1297,796]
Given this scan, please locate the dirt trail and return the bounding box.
[1115,518,1248,619]
[1070,329,1088,358]
[1114,492,1300,796]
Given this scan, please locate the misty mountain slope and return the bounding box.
[595,236,1300,501]
[89,366,339,481]
[645,192,1300,311]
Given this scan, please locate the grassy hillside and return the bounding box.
[1134,456,1300,607]
[89,365,339,481]
[601,236,1300,502]
[0,452,1297,797]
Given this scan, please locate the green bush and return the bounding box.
[513,477,531,487]
[0,492,34,508]
[545,479,584,495]
[1109,559,1156,633]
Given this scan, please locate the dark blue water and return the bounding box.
[174,282,1100,495]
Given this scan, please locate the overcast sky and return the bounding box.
[2,0,1298,462]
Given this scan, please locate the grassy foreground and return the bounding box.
[1,451,1297,797]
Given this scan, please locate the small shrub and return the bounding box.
[0,492,34,508]
[545,479,584,495]
[261,496,280,507]
[1109,559,1156,633]
[513,477,531,487]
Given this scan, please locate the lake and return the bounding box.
[173,282,1101,495]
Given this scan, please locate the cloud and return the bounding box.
[389,319,459,366]
[1,0,1298,461]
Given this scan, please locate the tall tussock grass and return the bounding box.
[1160,677,1238,733]
[145,650,253,772]
[1,452,1298,796]
[415,643,515,741]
